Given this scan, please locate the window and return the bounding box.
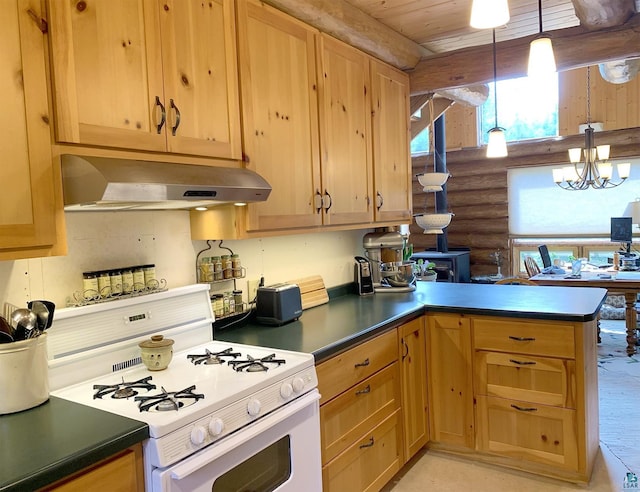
[480,74,559,145]
[508,159,640,236]
[411,127,429,154]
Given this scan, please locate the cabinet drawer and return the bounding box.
[321,362,400,463]
[317,330,397,404]
[322,410,403,492]
[476,395,578,471]
[475,352,576,408]
[473,318,575,359]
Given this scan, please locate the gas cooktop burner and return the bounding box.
[228,353,286,372]
[135,385,204,412]
[187,347,242,365]
[93,376,156,399]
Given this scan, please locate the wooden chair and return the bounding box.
[495,277,538,285]
[524,256,541,278]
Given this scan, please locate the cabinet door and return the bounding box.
[426,314,474,449]
[0,0,56,253]
[370,60,412,223]
[398,317,429,461]
[317,35,373,226]
[159,0,241,159]
[48,0,166,152]
[237,0,322,231]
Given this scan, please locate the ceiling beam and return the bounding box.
[260,0,429,70]
[409,14,640,94]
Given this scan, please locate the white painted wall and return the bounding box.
[0,211,369,310]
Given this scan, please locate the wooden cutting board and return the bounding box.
[288,275,329,310]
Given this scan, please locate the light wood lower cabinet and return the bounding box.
[41,444,144,491]
[317,329,403,492]
[426,313,474,449]
[398,316,428,461]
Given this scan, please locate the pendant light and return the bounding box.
[528,0,556,77]
[486,29,507,158]
[470,0,510,29]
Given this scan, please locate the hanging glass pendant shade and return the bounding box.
[470,0,510,29]
[528,0,556,77]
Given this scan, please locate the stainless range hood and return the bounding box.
[61,154,271,211]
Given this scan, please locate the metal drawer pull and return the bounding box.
[354,358,370,368]
[509,359,536,366]
[355,385,371,396]
[508,336,536,342]
[359,437,375,449]
[511,404,538,412]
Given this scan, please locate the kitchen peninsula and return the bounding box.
[219,281,606,488]
[1,282,605,491]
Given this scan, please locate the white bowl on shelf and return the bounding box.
[416,172,450,192]
[414,213,454,234]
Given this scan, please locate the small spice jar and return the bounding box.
[233,290,243,313]
[212,256,223,281]
[231,254,242,278]
[221,255,232,279]
[199,257,213,283]
[82,271,99,300]
[121,267,134,294]
[211,294,224,318]
[97,271,111,298]
[143,264,157,289]
[109,269,123,296]
[132,265,145,291]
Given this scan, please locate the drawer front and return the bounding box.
[321,362,400,463]
[473,318,575,359]
[476,395,578,471]
[317,330,397,404]
[322,410,402,492]
[475,351,576,408]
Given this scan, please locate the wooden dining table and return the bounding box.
[530,270,640,355]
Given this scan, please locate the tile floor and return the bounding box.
[383,320,640,492]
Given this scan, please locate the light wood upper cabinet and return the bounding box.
[317,35,373,226]
[237,0,322,231]
[47,0,241,159]
[371,60,412,223]
[0,0,57,255]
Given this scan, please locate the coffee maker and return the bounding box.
[362,230,416,292]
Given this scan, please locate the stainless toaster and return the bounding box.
[255,283,303,325]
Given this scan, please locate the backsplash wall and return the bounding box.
[0,211,368,309]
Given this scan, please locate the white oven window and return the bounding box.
[212,436,291,491]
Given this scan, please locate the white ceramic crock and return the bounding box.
[0,333,49,414]
[139,334,174,371]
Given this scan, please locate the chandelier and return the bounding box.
[553,67,630,190]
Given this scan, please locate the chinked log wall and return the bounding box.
[409,66,640,277]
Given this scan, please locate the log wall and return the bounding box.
[410,67,640,277]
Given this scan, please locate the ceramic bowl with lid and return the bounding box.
[139,334,174,371]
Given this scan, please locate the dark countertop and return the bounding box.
[0,396,148,492]
[216,281,607,362]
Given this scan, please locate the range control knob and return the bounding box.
[247,398,262,416]
[292,376,306,393]
[208,417,224,437]
[280,382,293,399]
[190,426,207,445]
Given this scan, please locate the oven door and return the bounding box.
[151,390,321,492]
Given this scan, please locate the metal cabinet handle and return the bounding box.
[314,190,323,214]
[511,404,538,412]
[376,192,384,211]
[354,358,370,368]
[359,437,375,449]
[355,385,371,396]
[323,190,332,212]
[170,99,181,136]
[509,359,536,366]
[509,336,536,342]
[401,339,409,361]
[155,96,166,134]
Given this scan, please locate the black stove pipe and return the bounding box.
[434,113,448,253]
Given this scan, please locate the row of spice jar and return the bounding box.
[211,290,244,318]
[82,264,157,299]
[199,254,243,283]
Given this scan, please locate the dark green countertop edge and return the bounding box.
[1,396,149,492]
[217,282,607,364]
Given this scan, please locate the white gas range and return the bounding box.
[48,284,322,492]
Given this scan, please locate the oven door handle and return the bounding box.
[169,389,320,481]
